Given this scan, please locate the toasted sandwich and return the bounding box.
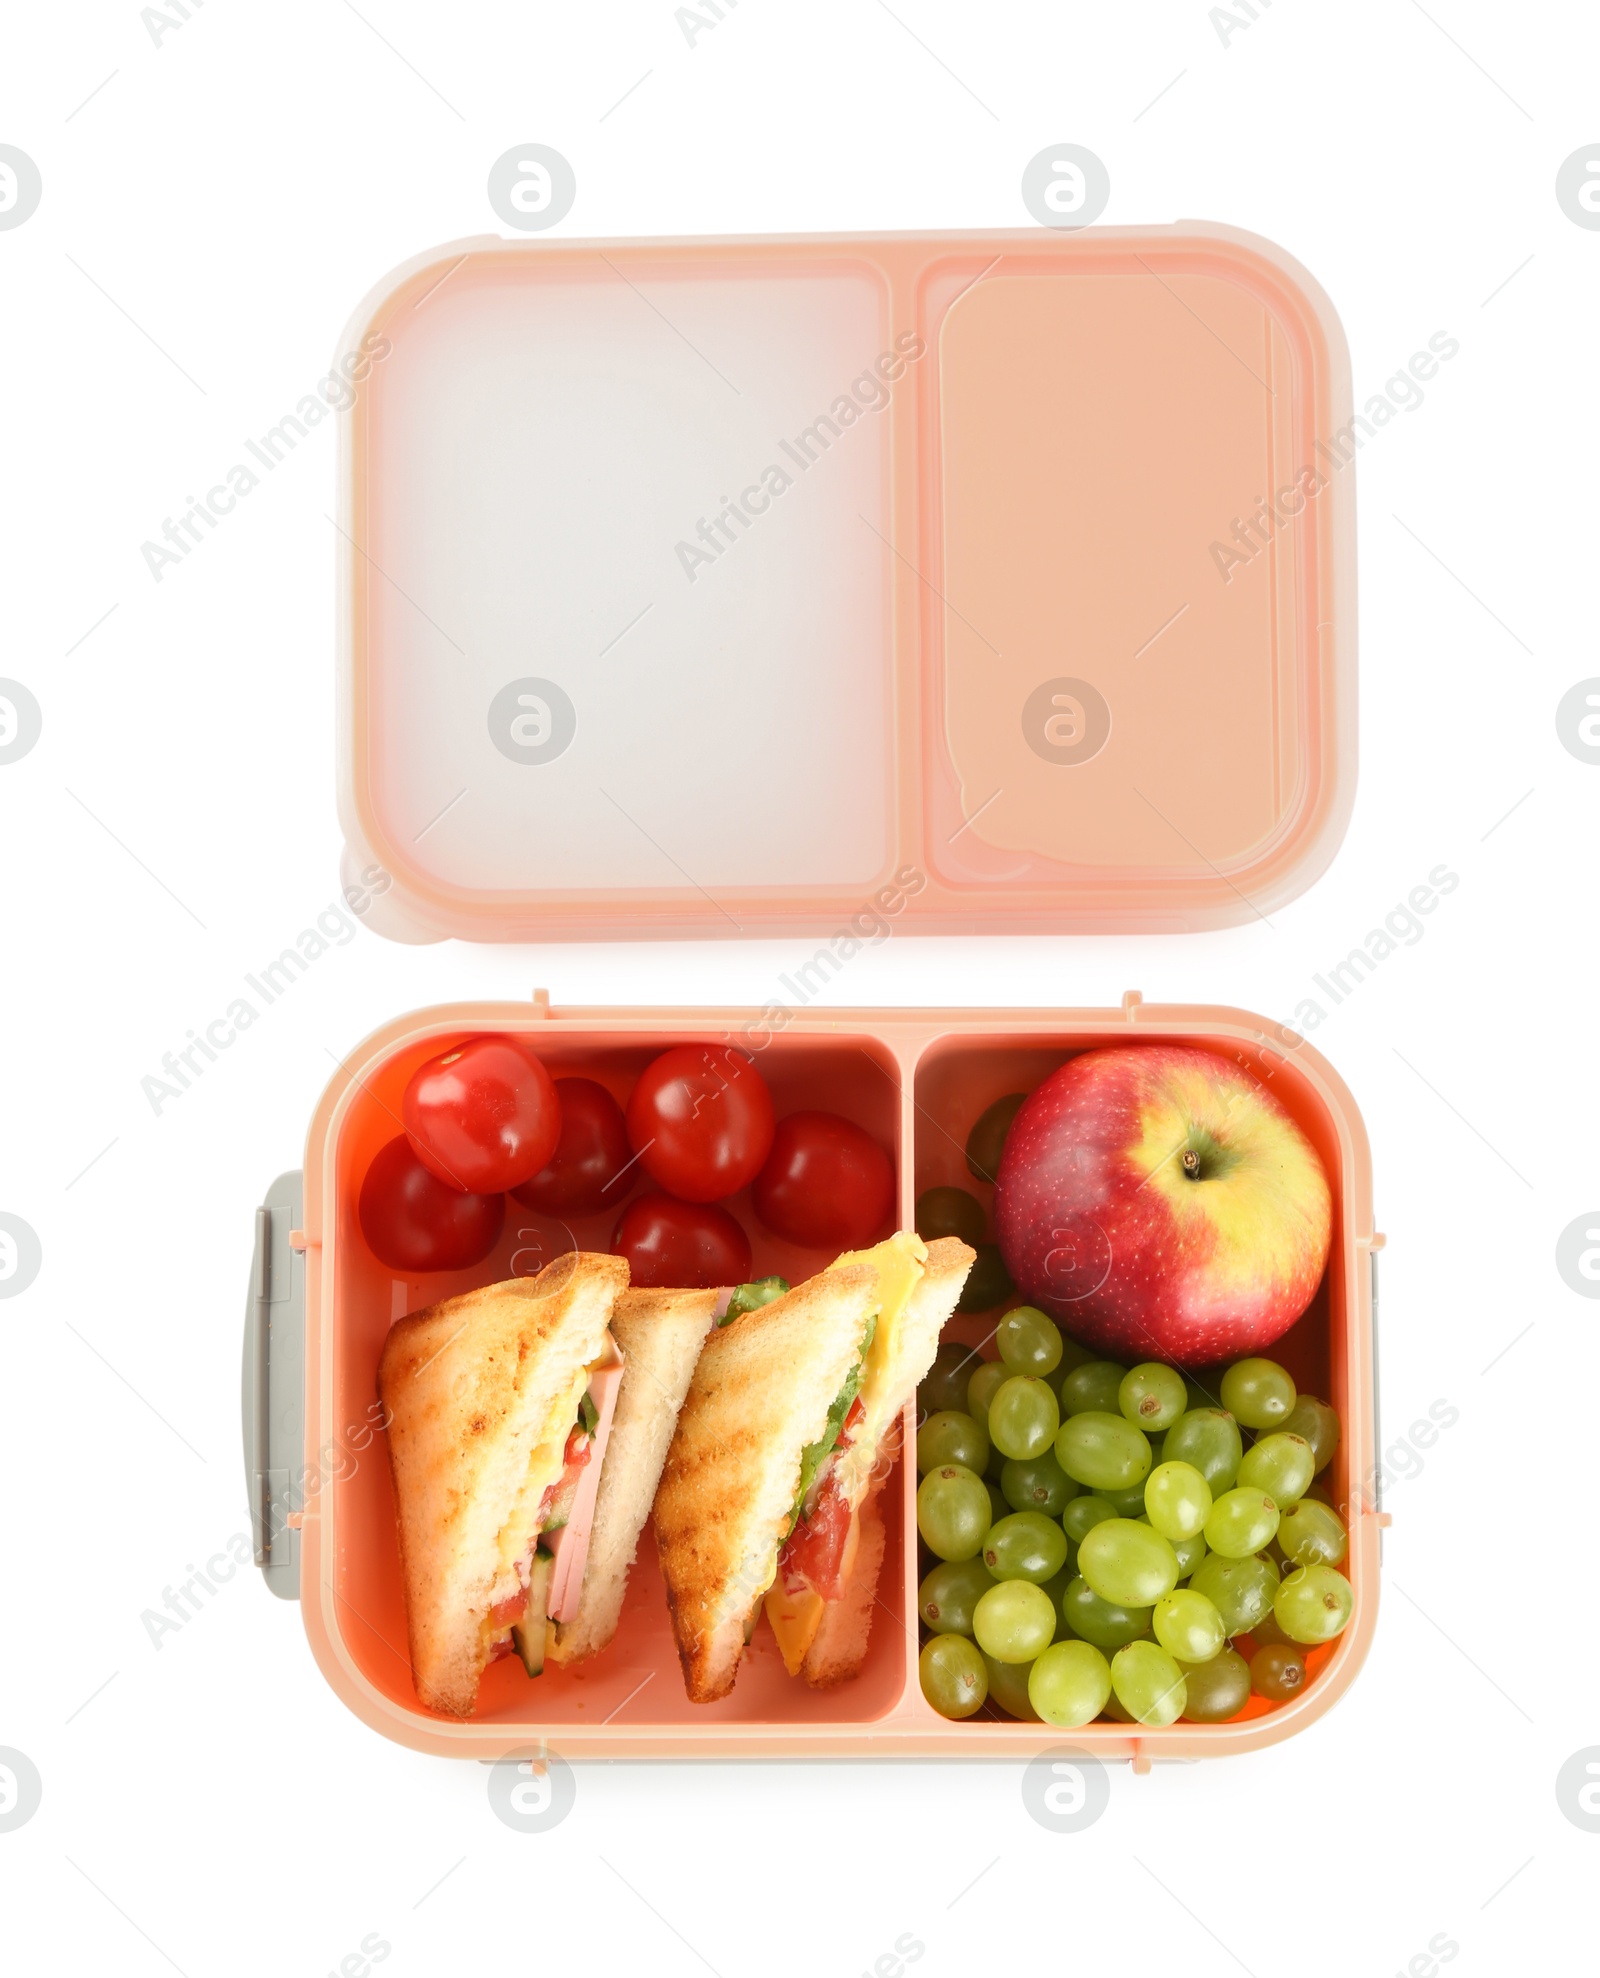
[653,1233,975,1703]
[546,1285,720,1668]
[377,1252,629,1718]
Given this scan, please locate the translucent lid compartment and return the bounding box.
[336,228,1354,942]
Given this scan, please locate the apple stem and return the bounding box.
[1181,1149,1202,1179]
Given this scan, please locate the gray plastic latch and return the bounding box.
[242,1171,305,1600]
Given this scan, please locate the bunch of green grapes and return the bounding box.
[914,1322,1351,1727]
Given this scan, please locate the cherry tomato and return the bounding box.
[611,1192,752,1289]
[625,1045,774,1203]
[358,1136,505,1272]
[511,1078,632,1217]
[401,1037,561,1193]
[752,1111,895,1249]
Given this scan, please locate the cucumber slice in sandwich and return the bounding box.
[514,1552,554,1677]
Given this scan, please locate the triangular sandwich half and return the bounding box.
[652,1260,881,1703]
[653,1234,974,1703]
[777,1234,975,1689]
[377,1252,628,1718]
[546,1285,719,1668]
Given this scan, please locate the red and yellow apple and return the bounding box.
[994,1045,1332,1366]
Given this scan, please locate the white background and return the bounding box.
[3,3,1596,1972]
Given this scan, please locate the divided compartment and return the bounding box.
[293,998,1376,1758]
[337,227,1354,942]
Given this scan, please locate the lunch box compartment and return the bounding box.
[320,1020,910,1733]
[250,996,1377,1759]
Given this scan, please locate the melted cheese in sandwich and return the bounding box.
[827,1230,926,1512]
[766,1583,826,1674]
[843,1230,925,1403]
[494,1363,592,1581]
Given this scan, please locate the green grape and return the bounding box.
[1111,1641,1187,1726]
[1236,1432,1315,1504]
[1280,1393,1340,1473]
[1167,1528,1208,1578]
[914,1185,987,1248]
[916,1463,993,1561]
[1056,1412,1152,1492]
[918,1341,981,1418]
[1152,1588,1226,1663]
[1060,1576,1152,1651]
[1220,1357,1296,1431]
[1188,1553,1279,1636]
[1302,1479,1334,1507]
[1205,1488,1280,1559]
[1099,1689,1136,1722]
[1119,1363,1188,1432]
[985,1478,1009,1528]
[1001,1448,1079,1517]
[1028,1640,1113,1728]
[958,1244,1013,1314]
[1277,1497,1348,1568]
[966,1359,1009,1422]
[1143,1460,1213,1541]
[983,1511,1069,1584]
[917,1556,996,1636]
[1077,1519,1180,1607]
[1063,1495,1116,1545]
[1160,1409,1243,1492]
[997,1304,1064,1376]
[966,1092,1026,1184]
[989,1375,1060,1460]
[1060,1361,1128,1417]
[1250,1641,1308,1700]
[1103,1479,1151,1518]
[1274,1565,1352,1644]
[919,1634,988,1718]
[982,1651,1040,1720]
[916,1409,991,1476]
[973,1579,1057,1661]
[1179,1646,1251,1722]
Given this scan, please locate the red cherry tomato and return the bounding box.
[358,1136,505,1272]
[611,1192,752,1290]
[752,1111,895,1250]
[626,1045,775,1204]
[401,1037,561,1193]
[510,1078,633,1218]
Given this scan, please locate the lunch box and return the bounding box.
[244,227,1377,1761]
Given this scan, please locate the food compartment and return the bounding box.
[902,1015,1370,1740]
[321,1015,913,1733]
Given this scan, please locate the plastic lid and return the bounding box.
[335,226,1354,943]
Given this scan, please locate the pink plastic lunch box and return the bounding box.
[245,227,1376,1762]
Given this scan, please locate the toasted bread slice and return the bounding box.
[802,1237,974,1688]
[653,1264,880,1704]
[547,1286,718,1668]
[377,1253,628,1718]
